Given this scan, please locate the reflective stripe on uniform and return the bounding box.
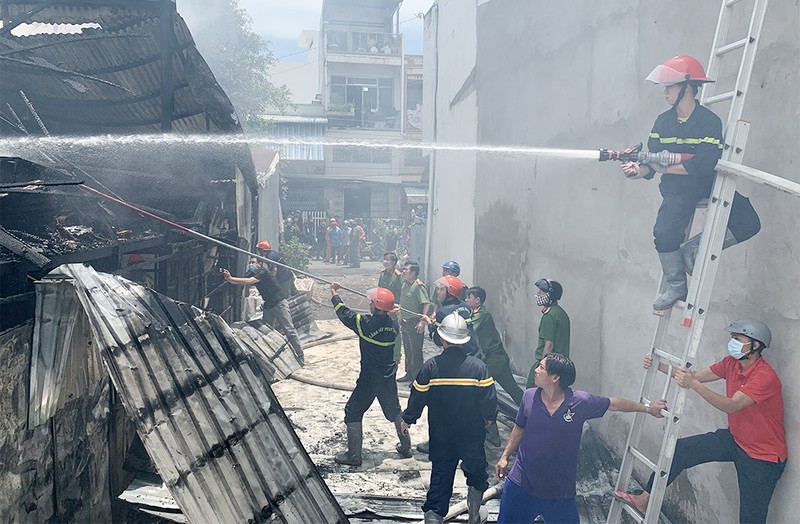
[334,302,344,311]
[412,377,494,392]
[649,133,724,149]
[356,314,395,347]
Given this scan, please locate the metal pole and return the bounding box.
[716,159,800,199]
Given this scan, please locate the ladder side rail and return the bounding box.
[701,0,736,103]
[722,0,770,131]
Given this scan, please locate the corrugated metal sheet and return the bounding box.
[30,263,347,524]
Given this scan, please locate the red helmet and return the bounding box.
[256,240,271,251]
[434,275,464,299]
[368,288,396,312]
[646,55,713,86]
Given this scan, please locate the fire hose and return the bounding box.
[598,142,695,170]
[78,184,427,318]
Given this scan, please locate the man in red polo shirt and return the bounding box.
[614,318,786,523]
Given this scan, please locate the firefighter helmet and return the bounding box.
[367,288,396,312]
[435,275,464,299]
[437,312,471,345]
[646,55,713,86]
[256,240,271,251]
[725,318,771,349]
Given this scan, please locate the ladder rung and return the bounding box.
[696,198,709,209]
[653,348,683,366]
[629,447,657,472]
[705,91,737,105]
[725,0,746,6]
[715,36,749,56]
[621,502,645,522]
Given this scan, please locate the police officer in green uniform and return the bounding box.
[397,261,433,382]
[525,278,570,389]
[466,286,524,405]
[379,252,405,362]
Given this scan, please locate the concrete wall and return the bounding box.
[427,0,800,522]
[423,0,478,285]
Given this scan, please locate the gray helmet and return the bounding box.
[437,312,471,345]
[725,318,771,348]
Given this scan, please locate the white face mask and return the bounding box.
[382,260,391,268]
[727,338,751,360]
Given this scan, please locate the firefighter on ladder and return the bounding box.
[621,55,761,311]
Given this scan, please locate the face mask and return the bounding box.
[247,263,259,274]
[535,293,550,307]
[382,260,391,268]
[727,338,750,360]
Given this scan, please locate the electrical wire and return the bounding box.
[78,183,427,319]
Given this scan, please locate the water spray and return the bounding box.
[598,142,694,166]
[78,184,425,318]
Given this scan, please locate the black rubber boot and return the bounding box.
[653,250,687,311]
[334,422,362,466]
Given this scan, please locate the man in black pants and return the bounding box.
[622,55,760,311]
[330,283,412,466]
[614,318,786,523]
[401,313,497,524]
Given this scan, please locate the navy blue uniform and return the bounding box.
[428,296,481,358]
[403,346,497,516]
[332,295,402,423]
[647,104,760,252]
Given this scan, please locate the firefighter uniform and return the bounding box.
[379,267,404,361]
[402,345,497,517]
[429,296,481,358]
[647,104,760,253]
[332,295,402,423]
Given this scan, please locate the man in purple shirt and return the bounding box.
[495,353,666,523]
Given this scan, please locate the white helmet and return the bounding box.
[437,312,471,345]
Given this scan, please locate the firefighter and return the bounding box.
[329,283,412,466]
[622,55,760,311]
[421,275,480,358]
[400,313,497,524]
[379,252,404,365]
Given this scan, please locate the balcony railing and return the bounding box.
[325,30,402,57]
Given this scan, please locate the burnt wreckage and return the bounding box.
[0,1,341,522]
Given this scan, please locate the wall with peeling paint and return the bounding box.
[426,0,800,522]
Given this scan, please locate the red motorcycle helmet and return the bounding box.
[368,288,396,312]
[646,55,713,86]
[434,275,464,299]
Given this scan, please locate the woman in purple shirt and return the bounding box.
[495,353,666,523]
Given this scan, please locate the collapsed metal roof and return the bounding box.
[29,263,347,524]
[0,0,241,135]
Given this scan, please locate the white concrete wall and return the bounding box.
[426,0,800,522]
[423,0,478,284]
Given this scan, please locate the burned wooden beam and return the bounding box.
[0,225,51,267]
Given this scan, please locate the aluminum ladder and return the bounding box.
[607,1,770,522]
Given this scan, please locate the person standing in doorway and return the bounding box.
[525,278,570,388]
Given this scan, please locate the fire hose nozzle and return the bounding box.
[599,143,694,167]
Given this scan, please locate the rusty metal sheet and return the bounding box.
[32,264,347,524]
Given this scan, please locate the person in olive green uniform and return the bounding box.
[466,287,524,405]
[379,252,405,362]
[397,261,433,382]
[525,278,570,388]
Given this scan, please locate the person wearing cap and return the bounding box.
[433,261,466,310]
[621,55,760,311]
[525,278,570,388]
[496,353,666,524]
[400,312,497,524]
[222,257,304,365]
[329,282,412,466]
[379,252,404,366]
[613,318,786,523]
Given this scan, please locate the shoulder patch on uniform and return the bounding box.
[415,279,424,285]
[394,269,402,276]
